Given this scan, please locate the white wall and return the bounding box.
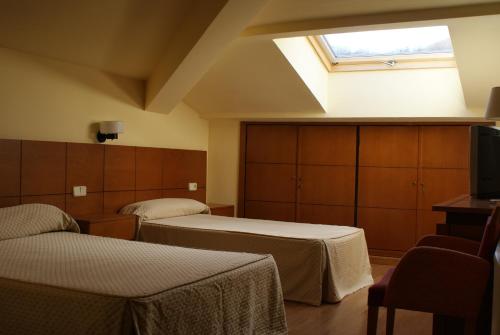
[0,47,209,150]
[328,67,474,117]
[206,119,240,204]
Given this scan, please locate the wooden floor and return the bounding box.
[285,263,433,335]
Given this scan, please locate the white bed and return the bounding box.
[125,199,373,306]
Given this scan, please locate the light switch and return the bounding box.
[188,182,198,191]
[73,186,87,197]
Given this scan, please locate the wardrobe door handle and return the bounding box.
[420,183,425,192]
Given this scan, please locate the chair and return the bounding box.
[367,205,500,335]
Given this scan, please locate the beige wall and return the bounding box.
[0,47,208,150]
[206,119,240,205]
[328,67,474,117]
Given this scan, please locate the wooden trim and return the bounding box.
[240,121,494,126]
[237,122,247,217]
[331,59,456,72]
[306,36,332,71]
[307,35,456,72]
[243,2,500,36]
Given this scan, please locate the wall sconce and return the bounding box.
[97,121,124,143]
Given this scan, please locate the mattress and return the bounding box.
[0,232,286,335]
[141,214,374,306]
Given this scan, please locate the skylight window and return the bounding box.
[310,26,456,72]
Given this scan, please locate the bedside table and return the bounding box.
[75,214,137,240]
[207,203,235,217]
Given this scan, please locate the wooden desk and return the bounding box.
[433,194,496,240]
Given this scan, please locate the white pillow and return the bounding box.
[0,203,80,241]
[120,198,209,220]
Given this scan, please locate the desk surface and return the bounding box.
[433,194,497,215]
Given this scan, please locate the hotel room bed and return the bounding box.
[0,204,287,335]
[133,204,373,306]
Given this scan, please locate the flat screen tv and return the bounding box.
[470,125,500,199]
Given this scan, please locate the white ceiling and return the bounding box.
[0,0,195,79]
[184,38,323,117]
[250,0,500,26]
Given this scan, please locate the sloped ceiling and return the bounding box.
[0,0,499,117]
[250,0,500,26]
[184,38,323,117]
[0,0,195,79]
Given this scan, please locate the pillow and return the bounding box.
[120,198,209,220]
[0,203,80,241]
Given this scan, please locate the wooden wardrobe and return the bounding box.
[239,123,478,255]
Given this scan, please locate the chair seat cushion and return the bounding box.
[368,267,395,307]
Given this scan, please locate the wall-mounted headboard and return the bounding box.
[0,139,206,216]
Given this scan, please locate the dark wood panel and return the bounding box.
[418,168,469,210]
[358,207,416,251]
[66,192,103,216]
[419,126,470,168]
[21,141,66,195]
[358,167,418,209]
[66,143,104,193]
[163,149,206,189]
[416,210,446,242]
[297,204,354,226]
[245,201,295,222]
[104,145,135,191]
[0,140,21,197]
[298,126,356,165]
[298,165,355,206]
[136,147,163,190]
[245,163,296,202]
[21,194,66,211]
[246,125,297,164]
[359,126,419,167]
[0,197,20,208]
[135,190,163,202]
[162,188,206,203]
[103,191,135,214]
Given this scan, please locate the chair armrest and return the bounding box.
[417,235,480,255]
[385,246,490,318]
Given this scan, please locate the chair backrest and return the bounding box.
[478,204,500,261]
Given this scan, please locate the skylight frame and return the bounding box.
[309,26,457,72]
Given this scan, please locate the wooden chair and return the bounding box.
[367,205,500,335]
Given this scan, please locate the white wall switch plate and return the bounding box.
[188,182,198,191]
[73,186,87,197]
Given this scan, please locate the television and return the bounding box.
[470,125,500,199]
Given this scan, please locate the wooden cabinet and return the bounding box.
[245,163,296,202]
[242,125,356,225]
[359,126,419,167]
[239,123,476,252]
[297,126,357,226]
[245,201,296,221]
[75,214,136,240]
[207,203,234,217]
[358,126,419,253]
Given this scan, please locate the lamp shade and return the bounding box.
[99,121,124,134]
[485,87,500,120]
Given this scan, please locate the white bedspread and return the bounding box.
[147,214,361,240]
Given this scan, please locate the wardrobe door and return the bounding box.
[357,126,419,253]
[416,126,470,241]
[244,125,297,221]
[296,126,356,226]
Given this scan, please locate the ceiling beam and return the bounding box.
[146,0,269,114]
[242,1,500,37]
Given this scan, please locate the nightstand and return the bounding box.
[207,203,235,217]
[75,213,137,240]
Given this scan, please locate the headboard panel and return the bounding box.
[0,139,207,216]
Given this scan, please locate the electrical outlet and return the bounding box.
[73,186,87,197]
[188,182,198,191]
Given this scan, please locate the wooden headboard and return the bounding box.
[0,139,206,216]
